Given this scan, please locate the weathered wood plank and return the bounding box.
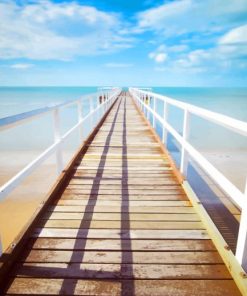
[54,200,191,207]
[5,278,241,296]
[28,238,216,251]
[11,263,230,280]
[42,212,199,221]
[19,250,223,264]
[37,220,204,230]
[48,205,195,213]
[75,166,172,171]
[59,193,188,201]
[32,228,210,239]
[63,188,184,195]
[68,179,178,185]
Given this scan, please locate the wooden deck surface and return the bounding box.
[0,92,241,295]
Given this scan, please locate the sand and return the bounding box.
[0,149,246,253]
[0,151,73,252]
[202,150,247,192]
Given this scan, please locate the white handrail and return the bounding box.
[129,87,247,270]
[131,88,247,137]
[0,88,121,201]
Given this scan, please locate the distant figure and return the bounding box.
[99,95,103,104]
[145,95,149,105]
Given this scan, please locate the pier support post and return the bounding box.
[53,109,63,175]
[180,109,190,176]
[236,178,247,271]
[162,101,168,145]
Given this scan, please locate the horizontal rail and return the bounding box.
[129,87,247,270]
[0,88,119,132]
[0,98,78,132]
[130,88,247,137]
[0,88,121,201]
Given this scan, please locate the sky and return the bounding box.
[0,0,247,86]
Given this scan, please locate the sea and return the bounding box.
[0,86,247,152]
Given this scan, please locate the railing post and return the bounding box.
[162,101,168,144]
[147,95,150,121]
[180,109,190,176]
[236,178,247,270]
[77,100,83,141]
[89,96,94,130]
[152,96,156,129]
[53,109,63,175]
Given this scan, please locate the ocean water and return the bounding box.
[151,87,247,151]
[0,87,247,152]
[0,87,98,150]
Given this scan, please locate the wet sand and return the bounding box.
[0,149,246,253]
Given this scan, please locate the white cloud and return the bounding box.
[217,25,247,59]
[136,0,247,36]
[10,63,34,69]
[104,63,133,68]
[149,46,168,63]
[0,0,132,60]
[219,24,247,44]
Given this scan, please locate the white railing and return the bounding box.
[129,87,247,269]
[0,87,121,253]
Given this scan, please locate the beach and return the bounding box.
[0,151,73,251]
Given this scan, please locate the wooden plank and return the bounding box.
[63,189,184,196]
[68,179,179,185]
[32,228,210,239]
[65,184,182,190]
[81,154,167,159]
[5,278,241,296]
[59,193,188,201]
[54,200,191,207]
[11,263,230,280]
[63,189,184,195]
[19,250,223,264]
[71,175,176,181]
[37,220,205,230]
[42,212,200,221]
[74,171,174,176]
[28,238,216,251]
[75,166,172,171]
[48,205,195,213]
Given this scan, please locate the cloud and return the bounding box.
[149,45,168,63]
[0,0,133,60]
[149,52,167,63]
[10,63,34,69]
[219,24,247,45]
[104,63,133,68]
[136,0,247,37]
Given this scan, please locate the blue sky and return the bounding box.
[0,0,247,86]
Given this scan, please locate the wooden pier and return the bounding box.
[0,92,243,295]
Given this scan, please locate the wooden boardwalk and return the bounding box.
[0,92,241,295]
